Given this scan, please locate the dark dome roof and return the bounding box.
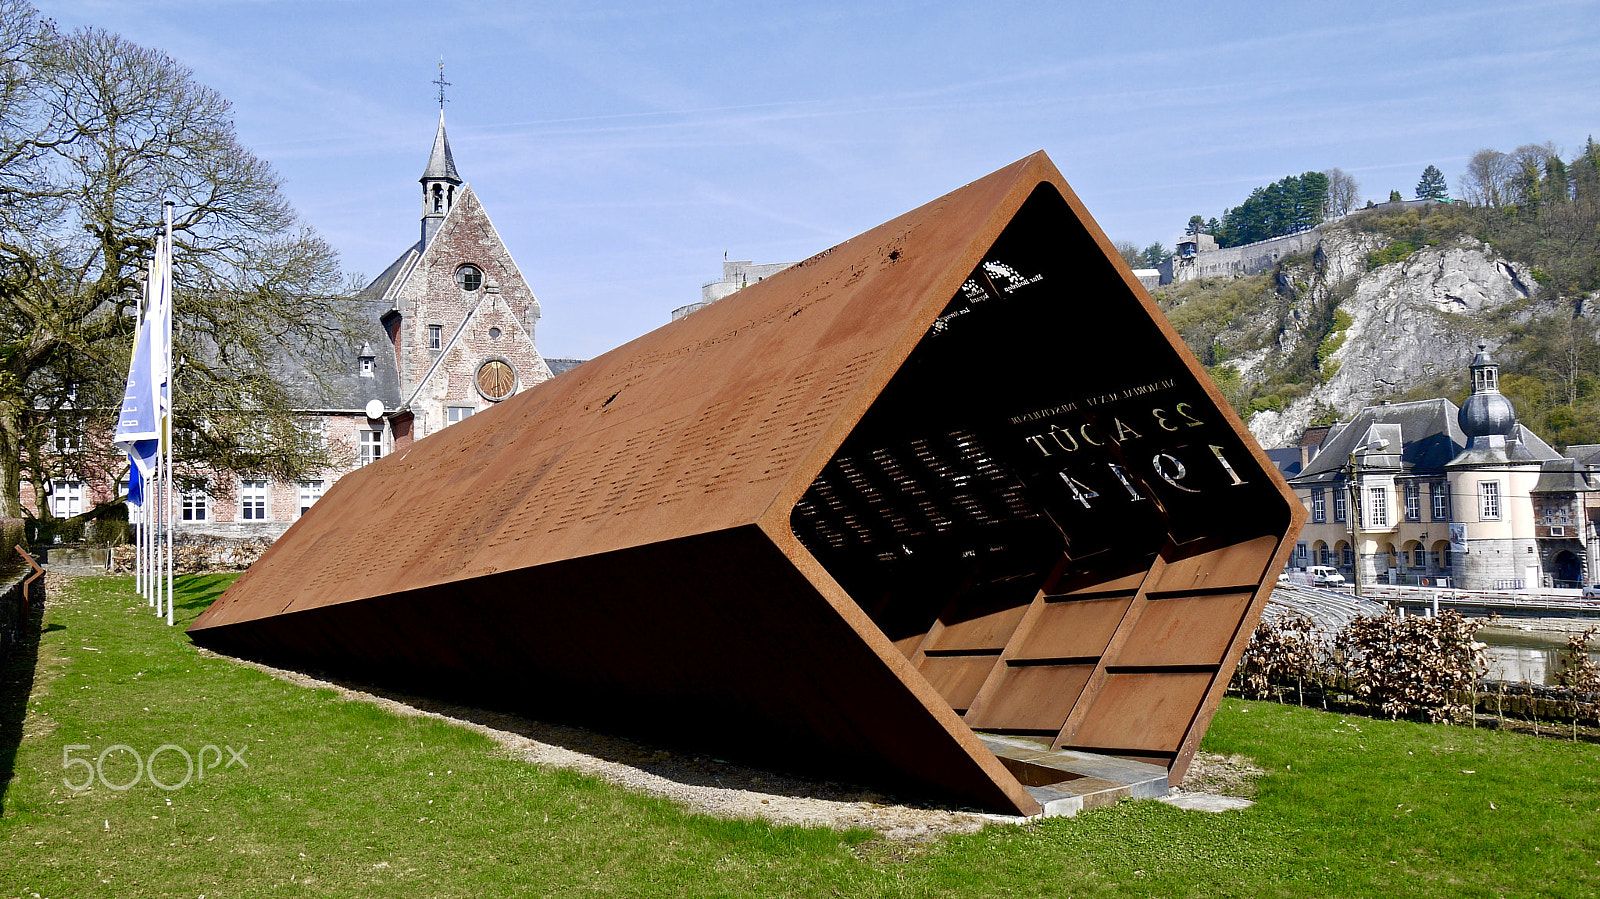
[1459,391,1516,438]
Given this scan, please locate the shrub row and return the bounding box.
[1236,610,1600,730]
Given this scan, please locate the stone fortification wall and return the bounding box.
[1163,229,1322,285]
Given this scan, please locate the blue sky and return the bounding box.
[42,0,1600,360]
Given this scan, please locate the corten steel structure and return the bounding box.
[190,152,1304,816]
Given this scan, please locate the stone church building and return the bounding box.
[32,114,571,539]
[186,113,565,536]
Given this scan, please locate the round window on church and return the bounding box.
[455,264,483,292]
[475,358,517,402]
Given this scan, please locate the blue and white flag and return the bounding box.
[113,234,170,479]
[125,453,144,510]
[149,233,172,427]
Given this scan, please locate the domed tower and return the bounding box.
[1458,344,1518,450]
[1445,342,1562,591]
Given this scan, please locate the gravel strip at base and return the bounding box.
[196,648,1020,839]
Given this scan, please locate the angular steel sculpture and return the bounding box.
[190,153,1304,815]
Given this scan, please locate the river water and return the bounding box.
[1477,627,1600,685]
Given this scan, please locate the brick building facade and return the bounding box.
[27,113,564,539]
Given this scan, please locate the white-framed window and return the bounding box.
[1310,489,1326,523]
[1479,481,1501,520]
[1295,542,1308,563]
[446,405,474,426]
[1333,491,1347,522]
[359,356,374,377]
[360,429,382,466]
[49,479,83,518]
[51,423,82,454]
[182,489,209,521]
[298,419,324,454]
[297,480,323,517]
[1431,482,1451,520]
[428,324,443,350]
[239,479,269,521]
[1412,547,1427,568]
[1404,483,1421,521]
[1368,486,1388,528]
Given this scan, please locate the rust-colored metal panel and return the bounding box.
[1066,671,1217,756]
[1012,597,1133,660]
[190,151,1303,813]
[967,664,1095,732]
[1117,593,1255,668]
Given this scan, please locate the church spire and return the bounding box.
[421,111,461,185]
[420,111,461,248]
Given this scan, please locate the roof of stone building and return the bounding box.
[268,308,403,413]
[1532,458,1598,493]
[1447,424,1562,467]
[1264,446,1304,478]
[1565,444,1600,466]
[544,358,586,376]
[1291,399,1466,485]
[359,244,422,314]
[421,112,461,184]
[1297,425,1332,448]
[262,240,420,413]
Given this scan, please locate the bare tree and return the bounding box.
[0,11,359,520]
[1323,168,1361,218]
[1461,148,1511,208]
[1507,142,1561,207]
[1112,239,1142,269]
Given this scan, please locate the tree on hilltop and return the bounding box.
[1216,172,1330,247]
[1416,165,1449,200]
[1324,168,1361,218]
[1140,242,1170,267]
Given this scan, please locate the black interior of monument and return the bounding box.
[790,183,1289,651]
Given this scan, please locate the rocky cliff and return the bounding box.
[1154,209,1590,449]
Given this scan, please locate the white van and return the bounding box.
[1308,566,1347,588]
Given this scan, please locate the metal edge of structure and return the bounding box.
[189,151,1304,814]
[756,151,1307,786]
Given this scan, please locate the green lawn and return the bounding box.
[2,574,1597,898]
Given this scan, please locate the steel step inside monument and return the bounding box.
[189,152,1305,816]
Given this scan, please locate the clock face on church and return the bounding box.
[476,359,516,402]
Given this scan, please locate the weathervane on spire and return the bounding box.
[433,58,451,110]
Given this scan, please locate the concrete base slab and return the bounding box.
[978,733,1169,818]
[1158,791,1255,812]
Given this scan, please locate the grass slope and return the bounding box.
[2,575,1597,898]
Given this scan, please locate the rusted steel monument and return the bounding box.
[190,152,1304,815]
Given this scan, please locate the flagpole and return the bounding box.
[163,202,175,626]
[154,455,163,616]
[143,264,155,609]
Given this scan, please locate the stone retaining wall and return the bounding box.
[0,518,42,675]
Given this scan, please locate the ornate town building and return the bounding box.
[1288,348,1594,591]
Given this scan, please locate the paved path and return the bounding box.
[1265,583,1386,633]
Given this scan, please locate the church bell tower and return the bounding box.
[419,111,461,249]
